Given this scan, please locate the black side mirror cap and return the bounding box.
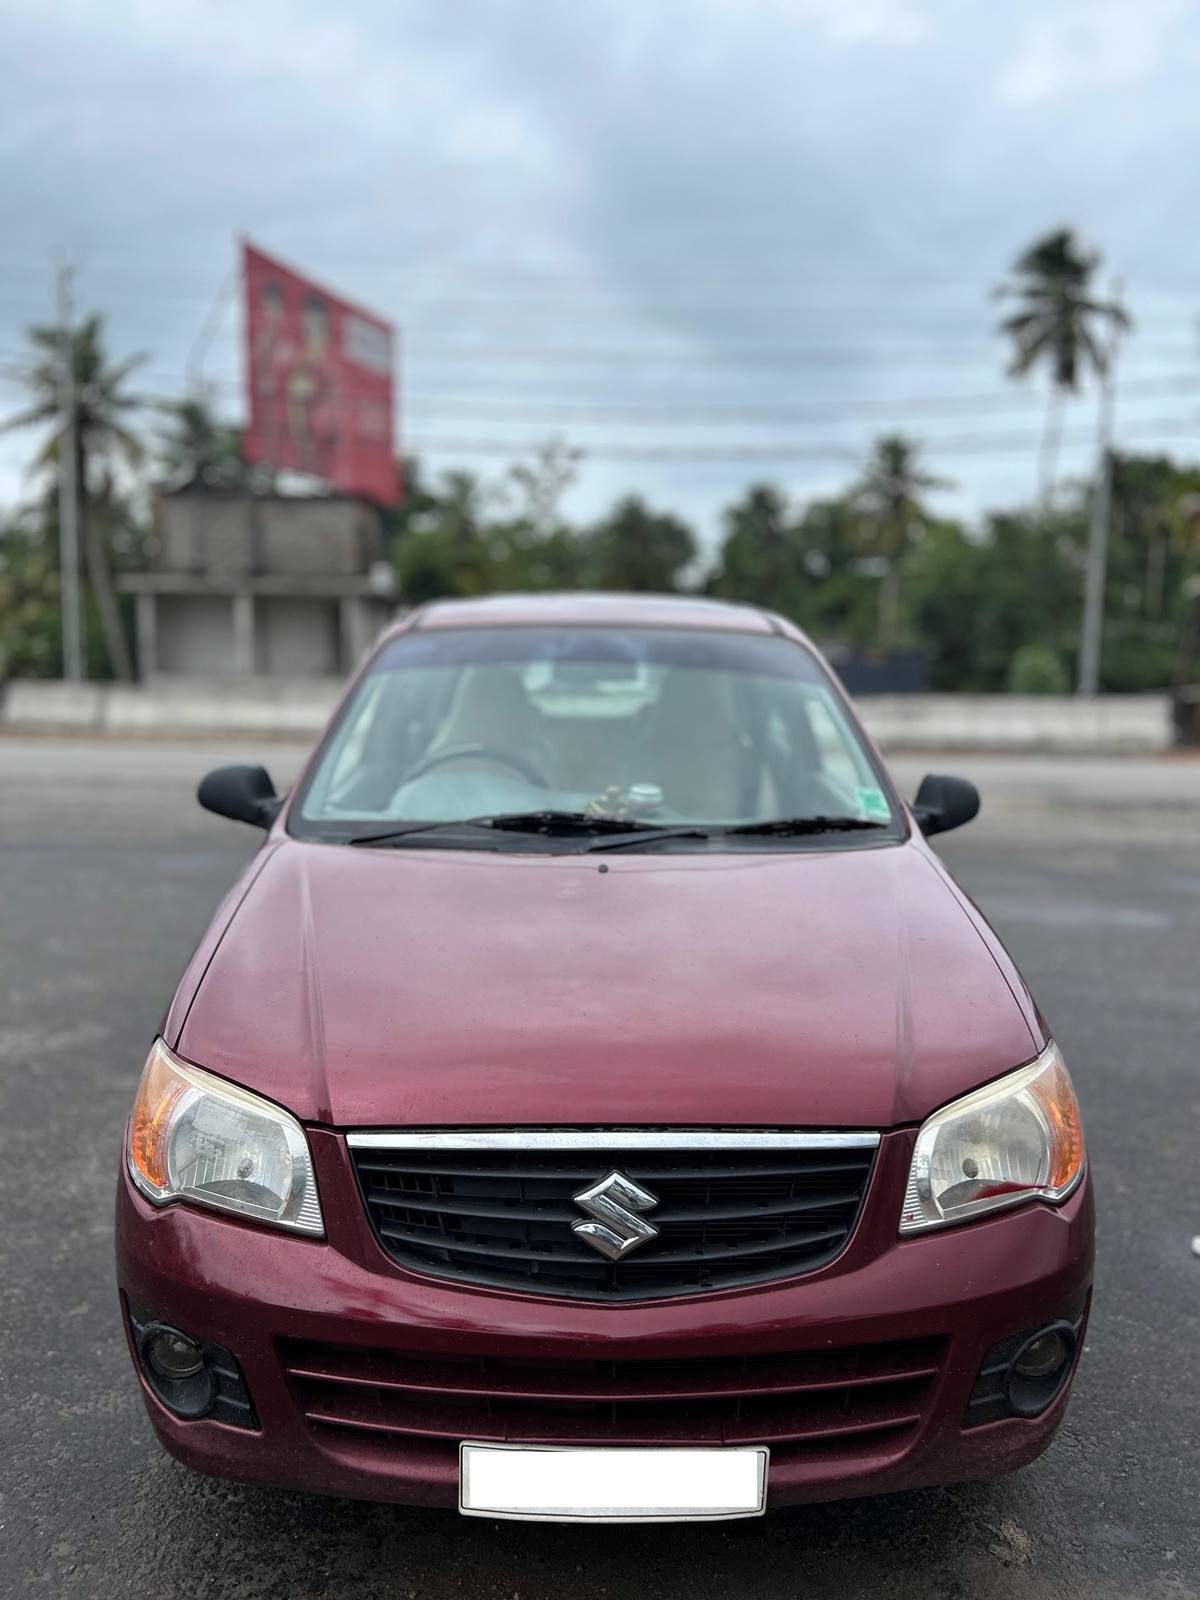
[912,773,980,837]
[197,765,282,829]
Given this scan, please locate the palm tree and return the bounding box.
[1,314,145,679]
[157,396,249,490]
[853,435,948,648]
[996,229,1130,505]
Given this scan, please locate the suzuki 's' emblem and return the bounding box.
[572,1170,660,1261]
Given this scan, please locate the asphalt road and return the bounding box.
[2,738,1198,1600]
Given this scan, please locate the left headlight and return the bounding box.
[127,1038,324,1236]
[900,1042,1084,1235]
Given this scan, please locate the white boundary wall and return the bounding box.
[857,694,1173,754]
[0,681,1176,754]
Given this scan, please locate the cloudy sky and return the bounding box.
[3,0,1200,546]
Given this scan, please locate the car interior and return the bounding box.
[305,654,885,827]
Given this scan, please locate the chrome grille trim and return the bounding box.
[347,1130,881,1151]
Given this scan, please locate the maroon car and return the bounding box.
[117,593,1091,1522]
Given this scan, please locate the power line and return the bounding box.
[398,374,1200,425]
[4,359,1198,449]
[6,294,1195,361]
[8,347,1200,415]
[404,416,1200,463]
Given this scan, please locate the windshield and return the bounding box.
[291,625,901,844]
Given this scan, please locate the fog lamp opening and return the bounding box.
[1006,1321,1076,1417]
[136,1321,216,1418]
[1012,1329,1070,1380]
[145,1327,205,1380]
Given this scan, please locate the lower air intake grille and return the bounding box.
[279,1333,944,1454]
[348,1133,877,1300]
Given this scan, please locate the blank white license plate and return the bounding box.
[459,1442,769,1523]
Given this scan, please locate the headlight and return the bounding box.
[127,1039,323,1235]
[900,1043,1084,1235]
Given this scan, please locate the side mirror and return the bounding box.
[198,765,282,829]
[912,773,980,837]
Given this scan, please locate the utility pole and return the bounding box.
[56,265,84,682]
[1077,282,1124,697]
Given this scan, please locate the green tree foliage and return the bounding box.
[0,504,62,679]
[995,229,1130,504]
[392,469,495,603]
[1,313,145,679]
[487,439,589,592]
[582,494,697,591]
[905,507,1086,690]
[1097,453,1200,689]
[709,485,798,607]
[1007,642,1070,694]
[0,491,139,680]
[156,397,256,490]
[707,485,878,641]
[379,455,441,560]
[851,435,948,647]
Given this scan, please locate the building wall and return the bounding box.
[155,493,381,577]
[134,492,392,680]
[155,595,236,675]
[257,597,342,676]
[257,500,378,576]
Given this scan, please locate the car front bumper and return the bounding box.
[115,1128,1094,1512]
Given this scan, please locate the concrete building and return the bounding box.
[119,490,395,679]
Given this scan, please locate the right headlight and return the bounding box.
[127,1038,323,1236]
[900,1043,1084,1235]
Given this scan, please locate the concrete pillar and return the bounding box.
[339,596,365,672]
[232,593,256,675]
[135,592,158,679]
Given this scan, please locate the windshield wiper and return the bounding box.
[346,811,888,849]
[721,815,891,837]
[475,810,694,837]
[583,826,713,852]
[346,810,698,848]
[346,820,485,846]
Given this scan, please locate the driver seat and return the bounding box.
[427,666,551,776]
[642,669,751,817]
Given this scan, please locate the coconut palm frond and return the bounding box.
[101,351,149,389]
[1006,334,1054,379]
[1075,322,1108,378]
[3,310,147,681]
[0,401,58,434]
[994,229,1129,500]
[998,308,1053,339]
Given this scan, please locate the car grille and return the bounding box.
[279,1334,945,1457]
[347,1134,877,1300]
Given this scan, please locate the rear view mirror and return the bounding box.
[198,765,282,829]
[912,773,980,837]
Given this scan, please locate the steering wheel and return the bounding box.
[401,742,552,788]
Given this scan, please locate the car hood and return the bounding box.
[177,837,1040,1131]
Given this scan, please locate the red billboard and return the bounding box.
[242,243,398,505]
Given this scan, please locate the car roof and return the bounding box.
[392,592,780,637]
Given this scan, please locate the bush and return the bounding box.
[1007,642,1069,695]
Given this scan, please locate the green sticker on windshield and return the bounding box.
[856,786,891,822]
